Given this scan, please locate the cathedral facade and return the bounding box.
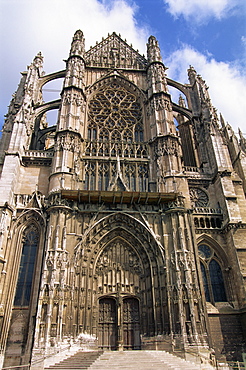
[0,31,246,369]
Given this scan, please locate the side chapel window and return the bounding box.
[198,244,227,303]
[14,225,39,306]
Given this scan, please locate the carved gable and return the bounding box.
[85,32,147,70]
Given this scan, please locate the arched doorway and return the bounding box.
[98,296,141,350]
[74,213,166,349]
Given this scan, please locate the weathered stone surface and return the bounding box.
[0,31,245,370]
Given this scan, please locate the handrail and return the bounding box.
[181,348,217,368]
[2,365,30,369]
[217,361,245,369]
[30,343,73,365]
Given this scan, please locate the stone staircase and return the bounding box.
[44,351,102,370]
[44,349,214,370]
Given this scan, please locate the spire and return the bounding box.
[69,29,85,57]
[147,36,162,63]
[239,128,244,140]
[178,95,186,108]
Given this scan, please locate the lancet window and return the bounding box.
[14,225,40,306]
[198,244,227,303]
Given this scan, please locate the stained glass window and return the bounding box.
[198,244,227,303]
[209,259,227,302]
[14,226,39,306]
[88,83,143,143]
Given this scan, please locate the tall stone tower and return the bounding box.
[0,31,245,369]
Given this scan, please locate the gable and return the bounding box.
[85,32,147,70]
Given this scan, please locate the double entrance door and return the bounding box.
[98,296,141,350]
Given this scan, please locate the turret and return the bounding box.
[146,36,185,195]
[58,30,86,131]
[49,31,86,192]
[0,52,44,205]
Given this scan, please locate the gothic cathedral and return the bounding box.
[0,31,246,369]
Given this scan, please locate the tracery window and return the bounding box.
[98,163,109,191]
[84,162,96,190]
[125,164,136,191]
[84,82,149,191]
[198,244,227,303]
[88,83,143,144]
[14,225,39,306]
[138,164,148,191]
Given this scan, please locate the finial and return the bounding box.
[239,128,244,140]
[32,52,44,69]
[178,95,186,108]
[187,65,197,84]
[220,113,226,128]
[147,35,162,63]
[70,30,85,57]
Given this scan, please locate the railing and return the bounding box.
[183,166,202,173]
[2,365,30,370]
[83,140,149,159]
[193,215,223,229]
[193,207,222,214]
[183,166,210,178]
[14,194,32,208]
[217,361,245,369]
[23,150,54,158]
[192,207,223,230]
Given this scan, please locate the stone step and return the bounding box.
[89,351,201,370]
[45,349,209,370]
[44,351,102,370]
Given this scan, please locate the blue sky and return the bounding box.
[0,0,245,133]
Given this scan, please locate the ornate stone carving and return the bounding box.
[85,33,147,69]
[155,136,179,157]
[189,187,209,208]
[69,30,85,57]
[96,240,142,276]
[55,132,81,153]
[63,91,84,107]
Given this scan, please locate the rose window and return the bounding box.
[189,187,209,208]
[88,83,142,140]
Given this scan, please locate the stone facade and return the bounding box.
[0,31,245,369]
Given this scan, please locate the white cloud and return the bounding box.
[165,45,246,132]
[0,0,245,135]
[0,0,149,126]
[163,0,241,22]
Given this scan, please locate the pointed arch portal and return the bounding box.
[74,212,166,350]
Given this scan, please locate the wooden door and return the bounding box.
[123,298,141,349]
[98,298,117,350]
